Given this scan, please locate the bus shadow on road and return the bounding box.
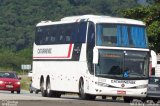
[60,95,125,103]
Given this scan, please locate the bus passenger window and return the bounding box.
[51,36,56,42]
[66,36,71,42]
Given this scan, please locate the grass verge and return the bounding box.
[20,75,31,91]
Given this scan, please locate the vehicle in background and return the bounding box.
[146,76,160,103]
[150,51,160,77]
[29,79,40,94]
[28,71,33,77]
[150,50,157,76]
[0,71,21,94]
[155,54,160,77]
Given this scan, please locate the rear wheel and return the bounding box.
[140,98,146,103]
[153,99,158,103]
[102,96,106,99]
[40,79,47,97]
[112,96,117,101]
[17,90,20,94]
[46,78,61,98]
[11,91,14,93]
[46,78,52,97]
[79,79,96,100]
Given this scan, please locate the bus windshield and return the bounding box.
[95,50,149,79]
[96,23,148,48]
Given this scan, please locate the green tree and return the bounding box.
[0,0,142,70]
[121,0,160,52]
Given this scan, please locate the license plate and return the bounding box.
[117,90,126,95]
[6,85,13,88]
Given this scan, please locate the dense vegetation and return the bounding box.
[122,0,160,52]
[0,0,159,70]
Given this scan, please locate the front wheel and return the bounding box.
[79,79,96,100]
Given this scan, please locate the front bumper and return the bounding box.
[147,92,160,99]
[0,84,20,91]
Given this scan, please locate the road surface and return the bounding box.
[0,90,159,106]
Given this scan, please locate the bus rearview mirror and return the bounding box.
[93,47,99,64]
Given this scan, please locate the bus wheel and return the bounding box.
[112,96,117,101]
[79,79,86,99]
[123,97,133,103]
[52,91,61,98]
[46,79,52,97]
[79,79,96,100]
[40,79,47,97]
[102,96,106,99]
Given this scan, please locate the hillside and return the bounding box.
[0,0,143,70]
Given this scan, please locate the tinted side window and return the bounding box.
[35,22,87,45]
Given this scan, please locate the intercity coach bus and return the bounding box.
[32,15,150,102]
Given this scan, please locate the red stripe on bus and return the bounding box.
[33,44,72,59]
[67,43,72,58]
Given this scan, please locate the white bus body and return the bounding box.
[32,15,150,101]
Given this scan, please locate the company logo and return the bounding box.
[37,48,52,54]
[121,84,125,88]
[111,80,136,84]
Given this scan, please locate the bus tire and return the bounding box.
[46,78,52,97]
[112,96,117,100]
[79,79,96,100]
[40,78,47,97]
[123,97,133,103]
[52,91,61,98]
[102,96,106,99]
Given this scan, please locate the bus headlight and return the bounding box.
[95,82,109,87]
[136,84,147,89]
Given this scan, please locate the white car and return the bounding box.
[28,71,32,77]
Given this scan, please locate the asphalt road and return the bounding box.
[0,90,159,106]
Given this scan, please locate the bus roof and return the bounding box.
[36,15,145,27]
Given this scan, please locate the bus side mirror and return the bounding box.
[93,47,99,64]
